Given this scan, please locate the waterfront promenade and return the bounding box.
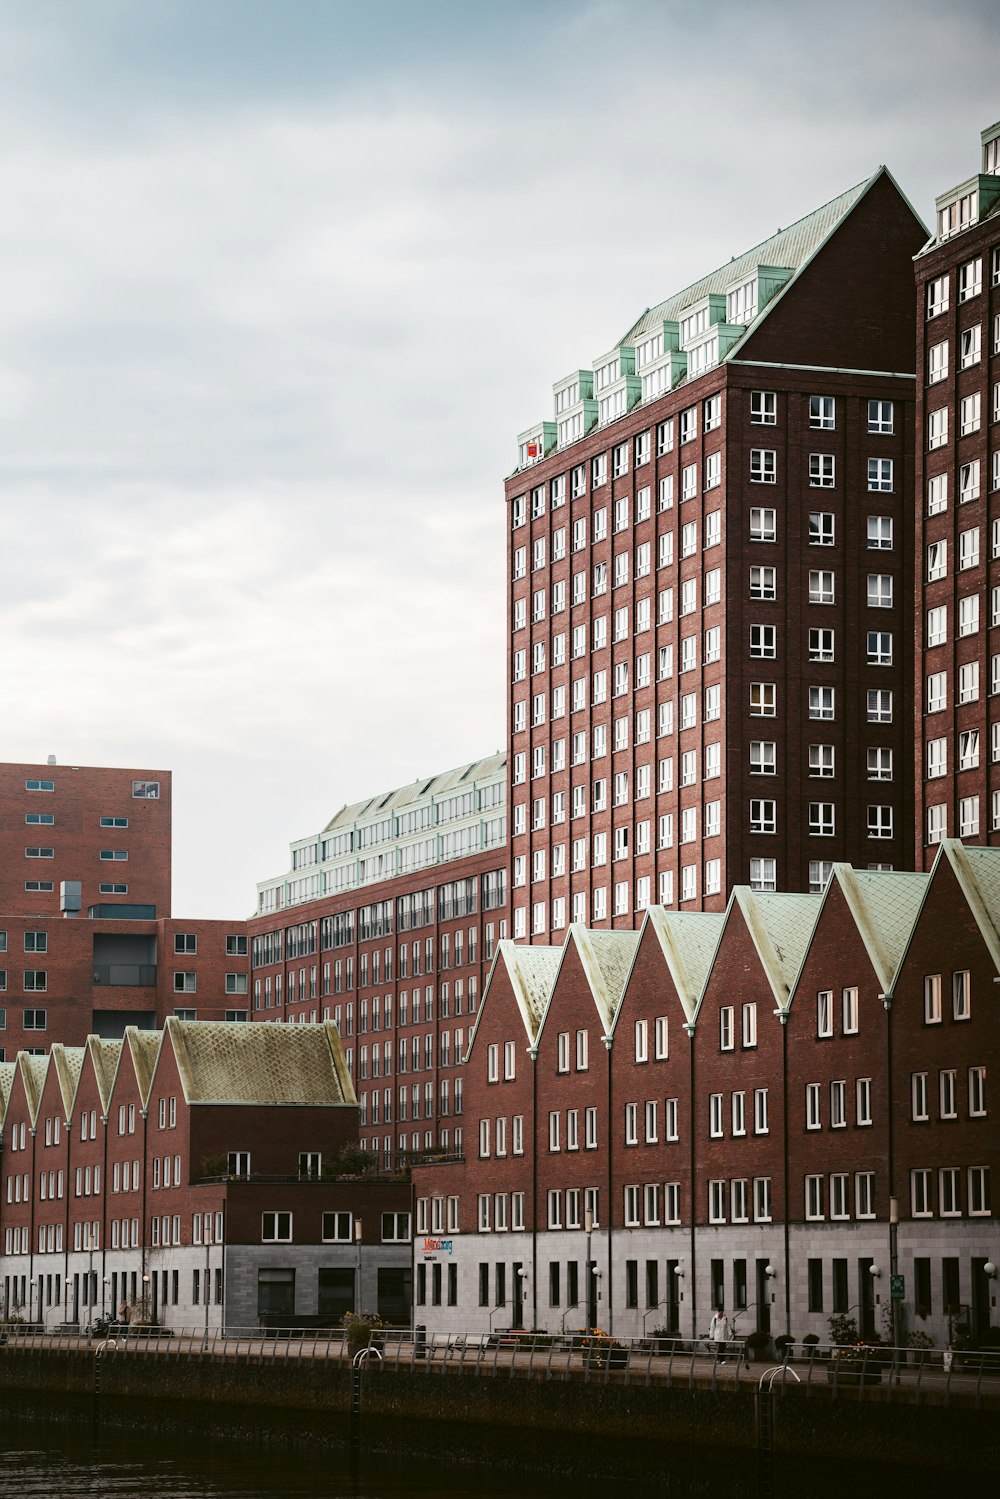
[2,1325,998,1409]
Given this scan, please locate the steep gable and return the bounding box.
[732,169,927,374]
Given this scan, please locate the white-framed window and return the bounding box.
[809,570,835,605]
[750,390,776,424]
[750,624,776,658]
[809,511,834,546]
[750,682,776,716]
[868,515,893,549]
[928,408,948,449]
[953,970,971,1020]
[749,857,776,892]
[923,974,942,1025]
[959,527,980,571]
[867,573,893,608]
[750,798,776,834]
[910,1169,932,1218]
[927,473,948,514]
[809,802,835,837]
[868,399,893,434]
[911,1072,929,1121]
[961,393,981,436]
[750,740,776,775]
[749,506,776,541]
[809,743,833,779]
[809,686,834,720]
[750,450,776,484]
[926,275,948,317]
[817,990,833,1038]
[809,453,835,487]
[926,671,947,713]
[867,632,892,666]
[868,747,893,780]
[809,394,835,428]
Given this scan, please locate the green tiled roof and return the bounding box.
[622,177,874,346]
[643,908,726,1022]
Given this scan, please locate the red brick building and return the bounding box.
[507,169,926,943]
[0,759,171,917]
[413,843,997,1349]
[0,760,251,1058]
[1,1019,412,1331]
[914,121,1000,859]
[248,753,508,1168]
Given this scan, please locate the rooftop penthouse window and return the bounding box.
[679,305,710,347]
[555,381,579,413]
[727,278,757,324]
[594,356,620,391]
[635,331,664,369]
[938,190,977,240]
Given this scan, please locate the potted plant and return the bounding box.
[827,1313,859,1347]
[343,1311,385,1357]
[746,1330,771,1364]
[801,1333,821,1361]
[774,1333,795,1362]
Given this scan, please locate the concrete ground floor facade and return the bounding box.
[413,1222,998,1349]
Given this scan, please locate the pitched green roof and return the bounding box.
[640,908,726,1023]
[622,177,873,346]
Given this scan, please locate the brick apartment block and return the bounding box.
[0,1020,412,1330]
[413,841,997,1349]
[507,168,927,943]
[914,121,1000,857]
[248,753,509,1167]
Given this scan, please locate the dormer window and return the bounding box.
[594,356,620,392]
[727,278,758,324]
[635,331,664,369]
[679,305,710,346]
[938,190,977,239]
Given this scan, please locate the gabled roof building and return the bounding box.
[507,168,927,942]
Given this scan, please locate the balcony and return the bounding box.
[92,964,157,987]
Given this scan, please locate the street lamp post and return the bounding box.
[354,1218,363,1314]
[585,1207,595,1330]
[85,1223,95,1324]
[203,1218,213,1349]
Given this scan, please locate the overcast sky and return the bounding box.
[0,0,994,917]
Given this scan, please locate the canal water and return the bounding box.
[0,1419,619,1499]
[0,1412,973,1497]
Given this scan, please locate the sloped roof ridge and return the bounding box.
[124,1027,164,1107]
[322,750,506,832]
[87,1036,125,1115]
[834,865,930,993]
[735,889,821,1010]
[622,175,871,344]
[571,925,641,1031]
[945,843,1000,973]
[17,1052,50,1122]
[51,1045,87,1117]
[0,1062,16,1123]
[166,1018,353,1106]
[643,907,727,1021]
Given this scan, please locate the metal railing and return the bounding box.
[0,1327,997,1408]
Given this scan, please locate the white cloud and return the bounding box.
[0,0,993,912]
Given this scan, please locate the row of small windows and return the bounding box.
[513,399,896,517]
[23,780,159,798]
[925,251,1000,316]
